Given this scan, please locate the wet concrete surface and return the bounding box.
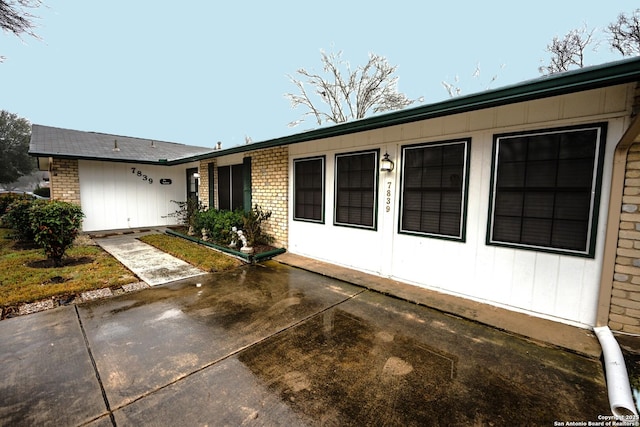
[0,261,610,426]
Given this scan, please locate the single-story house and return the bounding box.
[30,57,640,340]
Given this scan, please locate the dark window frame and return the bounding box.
[398,138,471,241]
[293,156,325,223]
[487,123,607,257]
[333,149,379,230]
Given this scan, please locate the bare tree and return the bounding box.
[607,9,640,57]
[539,25,596,75]
[0,0,42,61]
[442,62,505,97]
[285,50,422,127]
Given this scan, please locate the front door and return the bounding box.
[186,168,199,202]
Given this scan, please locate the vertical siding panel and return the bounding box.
[555,257,587,321]
[510,251,536,308]
[491,249,516,304]
[531,254,560,313]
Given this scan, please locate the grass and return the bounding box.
[0,228,138,307]
[0,229,243,311]
[138,233,243,272]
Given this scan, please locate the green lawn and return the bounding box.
[0,230,243,310]
[138,233,243,272]
[0,228,138,307]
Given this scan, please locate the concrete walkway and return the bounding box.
[94,234,206,286]
[275,253,603,358]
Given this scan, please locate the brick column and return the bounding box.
[250,147,289,248]
[198,158,216,209]
[611,142,640,333]
[50,158,81,205]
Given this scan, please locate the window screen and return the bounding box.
[334,150,378,229]
[488,124,606,256]
[400,139,469,239]
[294,156,325,222]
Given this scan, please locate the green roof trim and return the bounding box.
[185,56,640,162]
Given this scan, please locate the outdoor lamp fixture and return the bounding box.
[193,173,200,179]
[380,152,394,172]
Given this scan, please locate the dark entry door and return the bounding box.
[186,168,199,202]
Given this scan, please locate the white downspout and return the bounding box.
[593,326,639,418]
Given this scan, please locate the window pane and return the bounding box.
[493,216,522,243]
[231,164,244,211]
[218,166,230,211]
[294,157,324,222]
[335,151,377,228]
[490,125,603,255]
[400,140,468,238]
[494,192,523,217]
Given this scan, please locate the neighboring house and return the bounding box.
[30,57,640,340]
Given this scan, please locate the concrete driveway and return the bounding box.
[0,261,610,426]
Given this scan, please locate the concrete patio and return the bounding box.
[0,260,610,426]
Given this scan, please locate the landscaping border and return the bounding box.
[165,229,286,263]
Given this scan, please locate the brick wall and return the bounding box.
[198,158,216,209]
[50,158,81,205]
[250,147,289,248]
[610,142,640,333]
[607,83,640,333]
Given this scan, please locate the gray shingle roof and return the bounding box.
[29,125,214,164]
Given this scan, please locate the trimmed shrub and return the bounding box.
[197,209,244,245]
[2,197,36,241]
[29,201,84,266]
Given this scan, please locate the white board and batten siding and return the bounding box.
[288,84,635,328]
[78,160,198,231]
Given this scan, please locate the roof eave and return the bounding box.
[27,151,203,166]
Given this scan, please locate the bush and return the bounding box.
[0,192,29,218]
[197,209,244,245]
[242,205,273,246]
[2,197,36,241]
[30,201,84,266]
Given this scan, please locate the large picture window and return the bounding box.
[334,150,378,229]
[399,139,470,240]
[293,156,325,222]
[488,123,607,257]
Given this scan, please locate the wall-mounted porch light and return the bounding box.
[380,152,395,172]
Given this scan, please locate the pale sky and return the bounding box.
[1,1,638,149]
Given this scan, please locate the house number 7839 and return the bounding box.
[131,167,153,184]
[385,181,392,212]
